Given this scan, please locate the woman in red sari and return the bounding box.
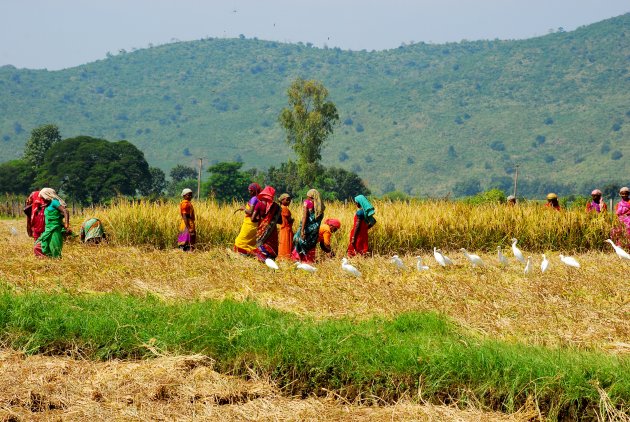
[252,186,281,262]
[347,195,376,257]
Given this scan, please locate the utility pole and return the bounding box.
[513,164,519,198]
[196,157,204,200]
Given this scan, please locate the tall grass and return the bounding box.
[0,289,627,419]
[92,199,615,253]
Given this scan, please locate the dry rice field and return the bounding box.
[0,219,628,420]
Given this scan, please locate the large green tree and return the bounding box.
[139,167,167,197]
[202,162,250,202]
[0,159,35,194]
[23,124,62,168]
[279,78,339,183]
[36,136,151,204]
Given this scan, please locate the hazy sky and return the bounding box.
[1,0,628,70]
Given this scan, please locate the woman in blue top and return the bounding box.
[34,188,70,258]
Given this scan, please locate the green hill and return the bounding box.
[1,14,629,196]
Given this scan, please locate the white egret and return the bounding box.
[523,256,533,274]
[433,247,447,267]
[341,258,362,277]
[605,239,630,260]
[415,256,429,271]
[559,254,580,268]
[497,246,509,266]
[390,255,406,270]
[541,254,549,273]
[460,248,485,267]
[10,226,18,236]
[295,262,317,273]
[438,249,454,265]
[511,238,526,263]
[264,258,279,270]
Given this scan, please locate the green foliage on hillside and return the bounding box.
[1,14,629,196]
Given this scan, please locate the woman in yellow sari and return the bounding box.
[234,183,261,255]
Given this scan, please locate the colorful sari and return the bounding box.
[347,208,370,256]
[292,199,323,262]
[24,191,46,240]
[34,199,65,258]
[234,197,259,255]
[177,199,196,251]
[255,201,281,261]
[612,199,630,247]
[278,205,294,259]
[80,218,105,243]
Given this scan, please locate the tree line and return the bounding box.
[0,79,370,204]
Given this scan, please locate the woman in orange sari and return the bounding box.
[277,193,294,259]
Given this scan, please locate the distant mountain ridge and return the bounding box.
[1,13,629,196]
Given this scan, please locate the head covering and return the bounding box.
[620,187,630,194]
[278,193,291,202]
[324,218,341,230]
[181,188,193,197]
[591,189,602,196]
[306,188,325,219]
[257,186,276,202]
[506,195,516,201]
[38,187,66,207]
[354,194,375,217]
[546,193,558,200]
[248,183,262,195]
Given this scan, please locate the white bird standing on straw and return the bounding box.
[416,256,429,271]
[523,256,533,274]
[460,248,484,267]
[341,258,361,277]
[559,254,580,268]
[433,247,453,267]
[511,238,526,264]
[497,246,509,266]
[390,255,406,270]
[10,226,18,236]
[605,239,630,260]
[541,254,549,273]
[265,258,279,270]
[295,262,317,273]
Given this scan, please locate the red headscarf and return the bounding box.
[257,186,276,213]
[324,218,341,230]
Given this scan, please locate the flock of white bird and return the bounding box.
[271,237,630,277]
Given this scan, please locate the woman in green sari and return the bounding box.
[34,188,70,258]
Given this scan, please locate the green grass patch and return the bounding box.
[0,288,627,419]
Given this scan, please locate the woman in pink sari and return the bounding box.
[612,187,630,247]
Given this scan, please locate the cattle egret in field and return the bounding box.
[295,262,317,273]
[460,248,485,267]
[523,256,533,274]
[390,255,406,270]
[559,254,580,268]
[438,249,454,266]
[10,226,18,236]
[433,248,453,267]
[415,256,429,271]
[497,246,509,266]
[341,258,362,277]
[264,258,279,270]
[605,239,630,260]
[511,238,526,263]
[541,254,549,273]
